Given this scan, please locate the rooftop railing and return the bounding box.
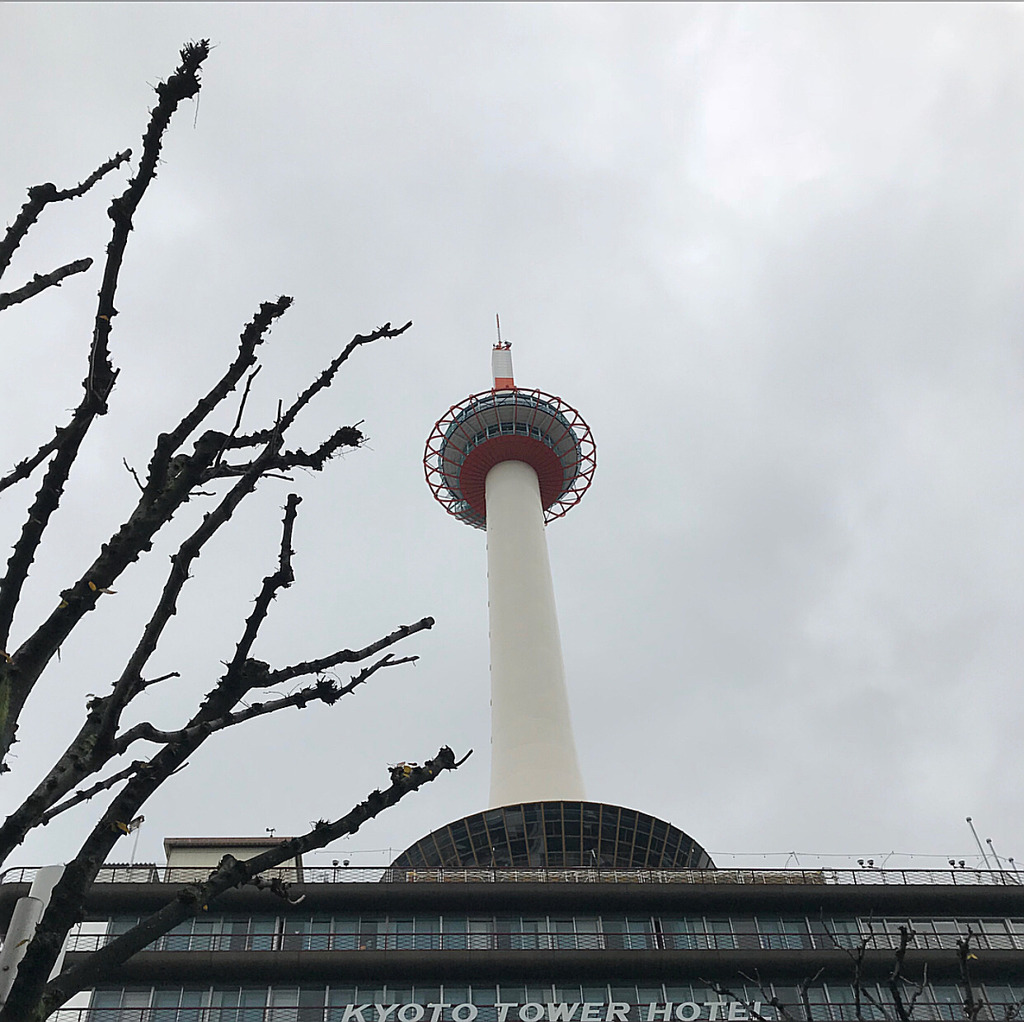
[3,867,1023,887]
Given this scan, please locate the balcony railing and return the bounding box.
[62,929,1024,954]
[5,867,1023,887]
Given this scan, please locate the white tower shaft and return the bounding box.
[485,459,586,806]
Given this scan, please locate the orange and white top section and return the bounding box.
[492,342,515,390]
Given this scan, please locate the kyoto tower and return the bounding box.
[393,337,711,870]
[424,342,596,808]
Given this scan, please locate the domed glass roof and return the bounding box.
[391,801,714,870]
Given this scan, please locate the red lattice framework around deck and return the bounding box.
[424,388,596,530]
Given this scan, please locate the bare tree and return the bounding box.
[956,931,987,1022]
[0,40,468,1022]
[705,919,1021,1022]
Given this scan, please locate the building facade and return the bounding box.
[3,855,1023,1022]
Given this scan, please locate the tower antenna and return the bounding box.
[496,313,501,344]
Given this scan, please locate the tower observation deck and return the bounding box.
[424,345,596,531]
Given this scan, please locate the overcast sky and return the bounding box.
[1,3,1023,874]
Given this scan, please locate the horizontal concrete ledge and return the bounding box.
[7,880,1024,929]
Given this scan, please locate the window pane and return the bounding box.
[331,918,359,951]
[662,918,702,951]
[358,920,381,951]
[443,918,467,951]
[467,918,494,950]
[162,921,192,953]
[707,918,735,951]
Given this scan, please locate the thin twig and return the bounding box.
[230,367,260,439]
[134,671,180,694]
[212,366,261,469]
[224,493,301,675]
[705,979,774,1022]
[149,299,290,492]
[122,458,143,492]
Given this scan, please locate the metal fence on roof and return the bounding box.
[3,866,1022,887]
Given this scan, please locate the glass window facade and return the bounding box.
[70,913,1024,955]
[79,981,1024,1022]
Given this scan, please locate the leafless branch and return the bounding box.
[0,429,65,495]
[201,322,418,482]
[859,985,894,1022]
[0,40,430,1022]
[704,978,775,1022]
[146,297,291,494]
[887,925,920,1022]
[206,425,365,480]
[0,449,419,864]
[0,461,284,864]
[957,929,983,1022]
[797,969,825,1022]
[907,963,928,1021]
[277,320,412,434]
[0,258,93,312]
[0,426,236,773]
[114,652,419,753]
[738,971,795,1022]
[36,761,147,826]
[0,41,213,766]
[0,151,131,281]
[22,745,469,1018]
[276,425,366,471]
[268,617,435,685]
[820,915,882,1021]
